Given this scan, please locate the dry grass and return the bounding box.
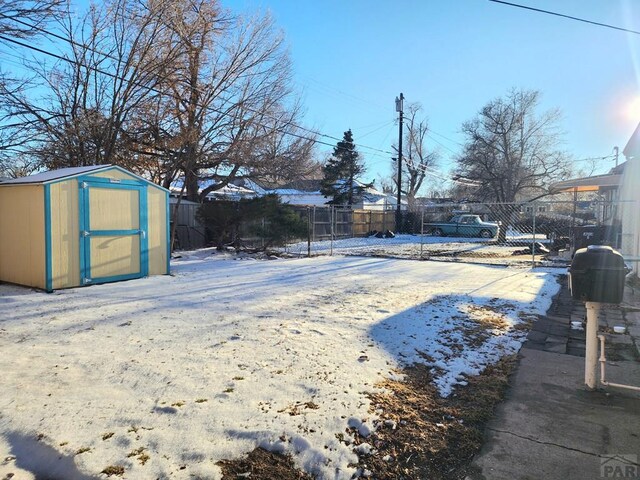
[217,447,315,480]
[356,355,517,479]
[216,356,518,480]
[101,465,125,476]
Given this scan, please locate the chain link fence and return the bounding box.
[279,201,634,267]
[185,199,637,268]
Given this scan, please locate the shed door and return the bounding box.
[79,179,148,285]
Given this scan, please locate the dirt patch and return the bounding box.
[217,355,517,480]
[217,447,314,480]
[354,355,517,479]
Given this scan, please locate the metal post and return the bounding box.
[312,206,316,249]
[395,93,404,233]
[532,202,536,268]
[420,210,424,259]
[585,301,601,390]
[307,207,311,258]
[330,206,334,256]
[571,187,577,253]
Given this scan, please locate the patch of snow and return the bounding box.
[0,253,560,479]
[283,234,558,267]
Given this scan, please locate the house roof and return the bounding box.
[278,179,322,192]
[271,188,321,196]
[0,165,107,184]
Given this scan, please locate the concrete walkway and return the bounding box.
[467,277,640,480]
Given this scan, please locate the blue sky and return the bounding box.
[228,0,640,191]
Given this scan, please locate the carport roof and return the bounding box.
[549,172,622,193]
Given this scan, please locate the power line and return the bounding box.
[427,129,464,147]
[572,154,615,163]
[0,20,396,160]
[358,120,396,140]
[0,12,123,62]
[426,133,459,156]
[1,12,397,158]
[489,0,640,35]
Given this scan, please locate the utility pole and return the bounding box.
[395,93,404,233]
[614,146,619,167]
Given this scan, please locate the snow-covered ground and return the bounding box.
[0,252,561,479]
[285,233,556,266]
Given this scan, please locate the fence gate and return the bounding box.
[78,176,148,285]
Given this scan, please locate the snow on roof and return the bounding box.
[236,178,269,195]
[271,188,322,196]
[0,165,109,185]
[277,179,322,192]
[170,182,258,199]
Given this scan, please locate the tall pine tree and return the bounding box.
[320,129,371,205]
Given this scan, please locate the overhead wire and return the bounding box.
[0,16,397,160]
[488,0,640,35]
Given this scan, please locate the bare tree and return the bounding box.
[0,0,176,170]
[0,0,62,38]
[455,88,571,242]
[400,103,438,207]
[150,2,314,202]
[0,0,314,205]
[455,88,570,203]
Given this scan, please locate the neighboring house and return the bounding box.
[170,177,404,210]
[170,180,258,201]
[620,122,640,266]
[270,179,404,210]
[554,119,640,268]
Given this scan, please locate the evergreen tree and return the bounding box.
[320,129,371,205]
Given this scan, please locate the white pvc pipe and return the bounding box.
[585,302,600,390]
[598,334,640,392]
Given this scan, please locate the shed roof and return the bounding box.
[0,165,169,192]
[0,165,107,184]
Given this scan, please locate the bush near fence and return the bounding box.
[197,195,307,250]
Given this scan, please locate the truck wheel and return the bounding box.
[433,228,444,237]
[479,229,493,239]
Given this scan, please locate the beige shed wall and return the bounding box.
[148,187,168,275]
[93,169,138,181]
[49,179,80,289]
[0,185,46,289]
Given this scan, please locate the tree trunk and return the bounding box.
[185,168,200,203]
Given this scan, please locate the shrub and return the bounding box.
[197,194,307,250]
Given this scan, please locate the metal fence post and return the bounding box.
[532,202,536,268]
[420,209,424,259]
[330,206,334,256]
[312,206,316,249]
[307,207,311,258]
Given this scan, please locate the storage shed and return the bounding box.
[0,165,170,291]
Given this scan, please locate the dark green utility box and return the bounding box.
[569,245,627,303]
